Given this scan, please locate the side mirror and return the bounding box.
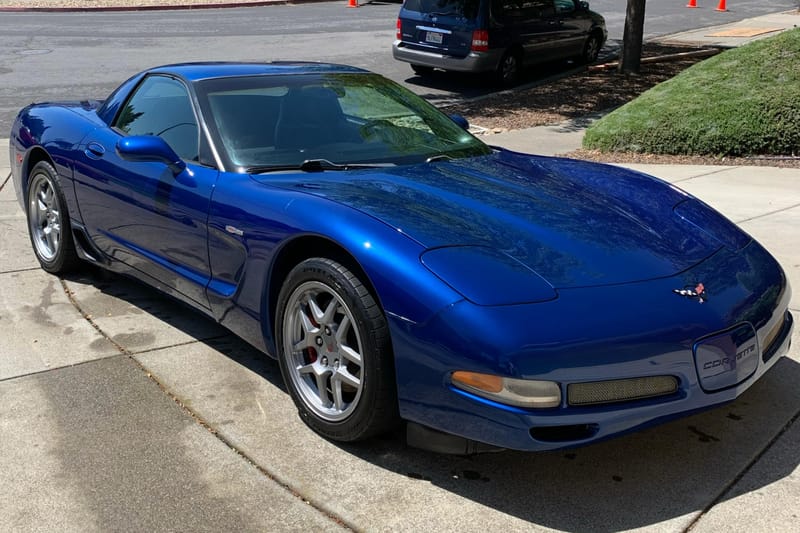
[116,135,186,175]
[579,1,590,10]
[449,114,470,131]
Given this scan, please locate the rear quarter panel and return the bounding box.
[10,103,105,222]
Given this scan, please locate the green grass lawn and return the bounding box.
[583,28,800,157]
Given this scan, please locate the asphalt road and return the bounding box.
[0,0,796,132]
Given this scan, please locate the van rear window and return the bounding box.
[403,0,481,21]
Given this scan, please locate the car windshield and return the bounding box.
[195,73,490,172]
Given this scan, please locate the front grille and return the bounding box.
[567,376,679,406]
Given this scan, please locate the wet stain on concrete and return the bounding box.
[612,475,623,482]
[727,412,743,421]
[688,425,720,443]
[26,279,58,328]
[111,332,156,349]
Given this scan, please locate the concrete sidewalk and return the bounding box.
[2,122,799,533]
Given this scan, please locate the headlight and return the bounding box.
[451,371,561,409]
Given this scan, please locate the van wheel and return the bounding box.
[411,64,433,76]
[495,50,521,87]
[581,34,602,64]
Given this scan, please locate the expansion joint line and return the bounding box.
[683,406,800,532]
[1,172,11,192]
[57,277,355,531]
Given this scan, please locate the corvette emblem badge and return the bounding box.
[673,282,707,303]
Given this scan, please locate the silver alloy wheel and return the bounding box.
[282,280,364,422]
[28,171,61,262]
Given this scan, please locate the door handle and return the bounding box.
[85,142,106,159]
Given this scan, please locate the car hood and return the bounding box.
[262,151,726,289]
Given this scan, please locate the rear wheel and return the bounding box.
[26,161,80,274]
[276,258,398,442]
[581,33,602,64]
[495,50,522,87]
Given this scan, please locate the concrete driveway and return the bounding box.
[1,136,798,531]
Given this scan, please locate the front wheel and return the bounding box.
[275,258,398,442]
[26,161,80,273]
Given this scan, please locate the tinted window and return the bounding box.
[196,73,491,170]
[492,0,554,19]
[114,75,199,161]
[403,0,482,21]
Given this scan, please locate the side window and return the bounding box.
[554,0,575,14]
[114,75,199,162]
[492,0,555,21]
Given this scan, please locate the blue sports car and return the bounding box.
[9,62,793,453]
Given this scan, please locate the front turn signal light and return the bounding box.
[451,371,561,409]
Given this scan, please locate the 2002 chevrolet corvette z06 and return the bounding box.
[9,62,793,453]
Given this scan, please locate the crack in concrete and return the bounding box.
[671,166,738,183]
[736,202,800,225]
[683,406,800,532]
[57,277,356,532]
[0,171,11,192]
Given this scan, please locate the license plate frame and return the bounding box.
[425,31,444,45]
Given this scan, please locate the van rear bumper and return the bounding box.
[392,41,503,73]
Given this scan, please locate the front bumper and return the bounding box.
[392,241,793,451]
[392,41,503,73]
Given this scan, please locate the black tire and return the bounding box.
[411,64,434,76]
[495,49,522,87]
[581,33,602,64]
[275,257,398,442]
[25,160,80,274]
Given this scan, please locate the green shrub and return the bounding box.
[583,28,800,156]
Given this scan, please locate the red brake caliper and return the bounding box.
[304,304,319,364]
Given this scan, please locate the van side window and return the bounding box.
[492,0,555,21]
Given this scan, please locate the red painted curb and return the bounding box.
[0,0,336,13]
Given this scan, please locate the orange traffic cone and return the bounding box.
[716,0,727,11]
[347,0,359,7]
[686,0,697,7]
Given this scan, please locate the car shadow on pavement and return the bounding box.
[334,347,800,531]
[61,266,800,531]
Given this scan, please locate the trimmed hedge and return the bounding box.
[583,28,800,156]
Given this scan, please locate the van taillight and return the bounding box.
[471,30,489,52]
[396,19,402,40]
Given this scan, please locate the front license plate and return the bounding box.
[425,31,443,44]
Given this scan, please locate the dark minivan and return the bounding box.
[393,0,606,85]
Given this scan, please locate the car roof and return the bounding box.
[148,62,369,82]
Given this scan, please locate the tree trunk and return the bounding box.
[619,0,647,74]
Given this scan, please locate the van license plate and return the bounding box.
[425,31,443,44]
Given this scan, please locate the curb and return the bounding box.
[0,0,334,13]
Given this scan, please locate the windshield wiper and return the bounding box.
[425,154,453,163]
[245,159,394,174]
